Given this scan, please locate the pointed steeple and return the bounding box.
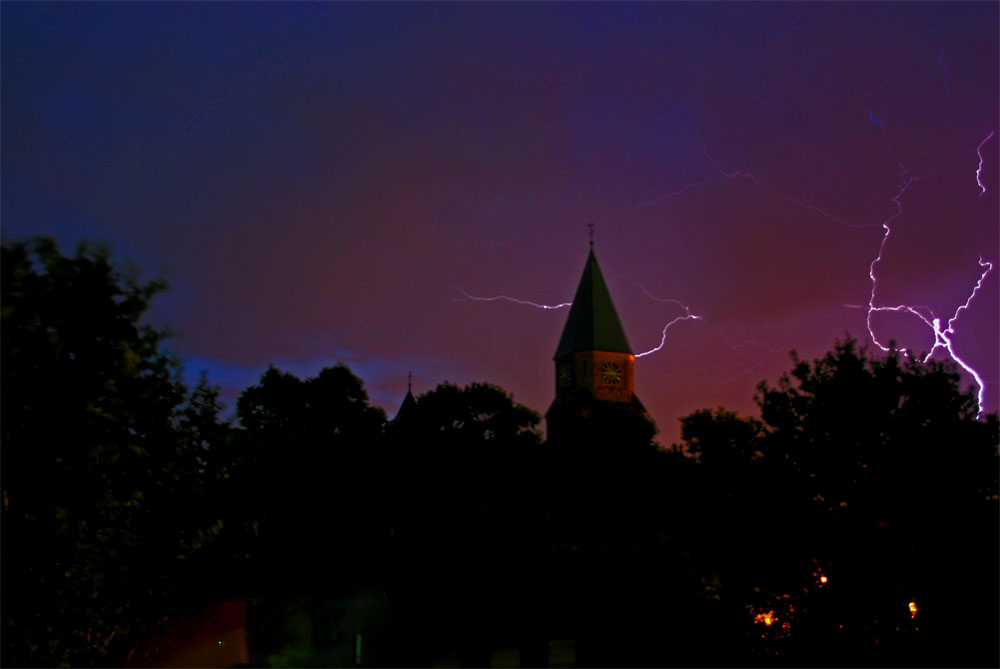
[547,243,651,440]
[393,372,418,422]
[554,250,632,358]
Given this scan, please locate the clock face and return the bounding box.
[557,364,572,388]
[600,361,623,386]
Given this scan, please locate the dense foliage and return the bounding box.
[681,340,999,665]
[3,237,996,667]
[1,238,231,666]
[232,365,388,666]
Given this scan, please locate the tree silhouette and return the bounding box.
[1,237,232,667]
[6,235,995,667]
[235,364,387,588]
[383,382,543,664]
[679,338,999,666]
[234,364,387,666]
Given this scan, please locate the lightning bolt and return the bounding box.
[462,123,994,417]
[616,277,777,364]
[924,258,993,418]
[453,287,570,310]
[641,142,878,232]
[623,278,697,312]
[456,281,704,359]
[864,127,994,418]
[640,120,994,418]
[865,173,920,354]
[976,130,994,196]
[776,195,878,229]
[617,280,703,358]
[635,310,703,358]
[701,146,761,187]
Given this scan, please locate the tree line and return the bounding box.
[2,237,997,667]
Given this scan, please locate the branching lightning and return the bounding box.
[864,258,993,417]
[634,310,702,358]
[618,277,777,363]
[864,172,920,353]
[460,122,994,417]
[702,147,761,187]
[777,195,877,229]
[638,119,995,418]
[625,279,697,312]
[925,258,993,418]
[453,287,570,310]
[635,146,758,209]
[640,139,877,231]
[618,280,703,358]
[636,175,725,209]
[863,126,995,418]
[456,280,704,360]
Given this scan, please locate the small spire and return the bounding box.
[587,222,595,249]
[407,371,412,393]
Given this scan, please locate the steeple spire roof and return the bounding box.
[554,250,633,358]
[393,371,418,422]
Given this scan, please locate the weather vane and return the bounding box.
[588,222,595,249]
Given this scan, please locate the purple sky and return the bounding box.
[3,3,997,442]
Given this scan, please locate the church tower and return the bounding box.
[545,247,648,440]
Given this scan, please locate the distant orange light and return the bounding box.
[820,576,828,584]
[908,601,918,618]
[754,610,776,627]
